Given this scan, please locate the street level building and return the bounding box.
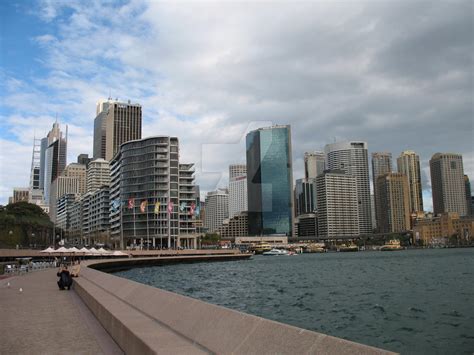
[325,141,372,234]
[397,150,423,213]
[375,173,411,233]
[296,213,318,238]
[217,211,249,240]
[430,153,467,216]
[93,99,142,160]
[316,170,359,239]
[413,213,474,246]
[246,125,294,236]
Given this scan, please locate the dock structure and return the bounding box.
[1,254,395,355]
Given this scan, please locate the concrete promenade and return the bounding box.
[0,269,123,355]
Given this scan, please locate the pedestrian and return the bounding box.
[57,265,73,290]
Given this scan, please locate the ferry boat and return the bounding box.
[250,243,272,254]
[380,239,404,251]
[263,248,289,256]
[338,244,359,252]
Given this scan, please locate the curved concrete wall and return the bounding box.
[75,256,395,355]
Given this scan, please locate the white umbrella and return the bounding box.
[69,247,80,253]
[88,248,101,256]
[55,247,69,253]
[98,247,110,255]
[112,250,128,257]
[79,247,89,253]
[40,247,55,253]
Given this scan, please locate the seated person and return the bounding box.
[71,262,81,277]
[57,265,73,290]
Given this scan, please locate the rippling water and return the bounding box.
[114,248,474,354]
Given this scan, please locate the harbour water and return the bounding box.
[114,248,474,354]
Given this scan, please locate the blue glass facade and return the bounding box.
[246,126,293,236]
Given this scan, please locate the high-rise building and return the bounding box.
[229,175,248,219]
[294,178,316,216]
[229,164,247,179]
[430,153,467,216]
[246,125,294,236]
[77,154,92,166]
[372,152,393,231]
[63,163,87,195]
[397,150,423,213]
[304,151,325,179]
[464,175,472,216]
[87,159,110,193]
[12,188,30,203]
[316,170,359,239]
[204,189,229,233]
[375,173,411,233]
[110,136,197,249]
[49,176,81,223]
[29,137,42,192]
[325,141,372,234]
[43,122,67,204]
[93,99,142,160]
[39,137,48,190]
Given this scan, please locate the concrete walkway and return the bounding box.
[0,269,123,355]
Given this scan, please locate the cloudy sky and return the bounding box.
[0,0,472,210]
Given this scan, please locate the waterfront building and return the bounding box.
[88,187,111,245]
[296,213,318,238]
[12,188,30,203]
[43,122,67,204]
[110,136,197,249]
[316,170,359,239]
[217,211,249,240]
[304,151,325,179]
[430,153,467,216]
[294,178,316,216]
[464,175,472,216]
[229,164,247,179]
[246,125,294,236]
[324,141,372,234]
[87,159,110,193]
[93,99,142,160]
[229,175,247,219]
[204,189,229,233]
[371,194,376,230]
[372,152,392,231]
[397,150,423,213]
[413,212,474,245]
[375,173,411,233]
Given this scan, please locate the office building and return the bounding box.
[43,122,67,204]
[110,136,197,249]
[56,194,78,233]
[372,152,393,231]
[465,175,472,216]
[375,173,411,233]
[29,137,42,192]
[77,154,92,166]
[63,163,87,195]
[295,178,316,216]
[204,189,229,233]
[217,211,249,240]
[316,170,359,239]
[296,213,318,238]
[304,151,325,179]
[397,150,423,213]
[229,175,248,219]
[246,125,294,236]
[12,188,30,203]
[87,159,110,193]
[414,213,474,246]
[430,153,467,216]
[325,141,372,234]
[229,164,247,179]
[93,99,142,160]
[50,176,82,223]
[88,187,111,243]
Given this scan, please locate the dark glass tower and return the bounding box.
[246,125,293,236]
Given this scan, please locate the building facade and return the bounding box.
[372,152,393,231]
[229,164,247,179]
[12,188,30,203]
[43,122,67,204]
[430,153,467,216]
[87,159,110,193]
[229,175,248,219]
[464,175,472,216]
[324,141,372,234]
[246,125,294,236]
[294,178,316,216]
[397,150,423,213]
[304,151,325,179]
[217,211,249,240]
[413,213,474,246]
[93,99,142,160]
[375,173,411,233]
[204,189,229,233]
[316,170,359,239]
[296,213,318,238]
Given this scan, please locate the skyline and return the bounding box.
[1,0,473,210]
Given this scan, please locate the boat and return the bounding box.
[380,239,404,251]
[263,248,289,256]
[250,243,272,254]
[338,244,359,252]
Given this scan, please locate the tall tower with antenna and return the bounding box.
[29,136,44,203]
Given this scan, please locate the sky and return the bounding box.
[0,0,473,210]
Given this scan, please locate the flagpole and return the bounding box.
[133,201,136,247]
[120,202,124,250]
[168,199,171,249]
[146,202,149,250]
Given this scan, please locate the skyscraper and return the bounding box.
[397,150,423,213]
[86,159,110,193]
[43,122,67,204]
[372,152,392,230]
[375,173,411,233]
[316,170,359,239]
[229,175,248,219]
[204,189,229,233]
[430,153,467,216]
[246,125,293,236]
[465,175,472,216]
[294,178,316,216]
[229,164,247,179]
[304,151,325,179]
[93,99,142,160]
[324,141,372,234]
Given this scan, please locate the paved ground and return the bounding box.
[0,269,123,355]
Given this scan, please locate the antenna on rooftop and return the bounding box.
[108,89,112,101]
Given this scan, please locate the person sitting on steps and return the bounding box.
[57,265,73,290]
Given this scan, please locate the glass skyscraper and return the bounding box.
[246,125,293,236]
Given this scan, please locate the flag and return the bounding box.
[111,199,120,212]
[128,198,135,209]
[180,202,186,212]
[154,202,160,214]
[167,200,174,214]
[189,202,196,216]
[140,200,147,213]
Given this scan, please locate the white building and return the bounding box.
[87,158,110,193]
[304,151,325,179]
[229,175,247,219]
[204,189,229,233]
